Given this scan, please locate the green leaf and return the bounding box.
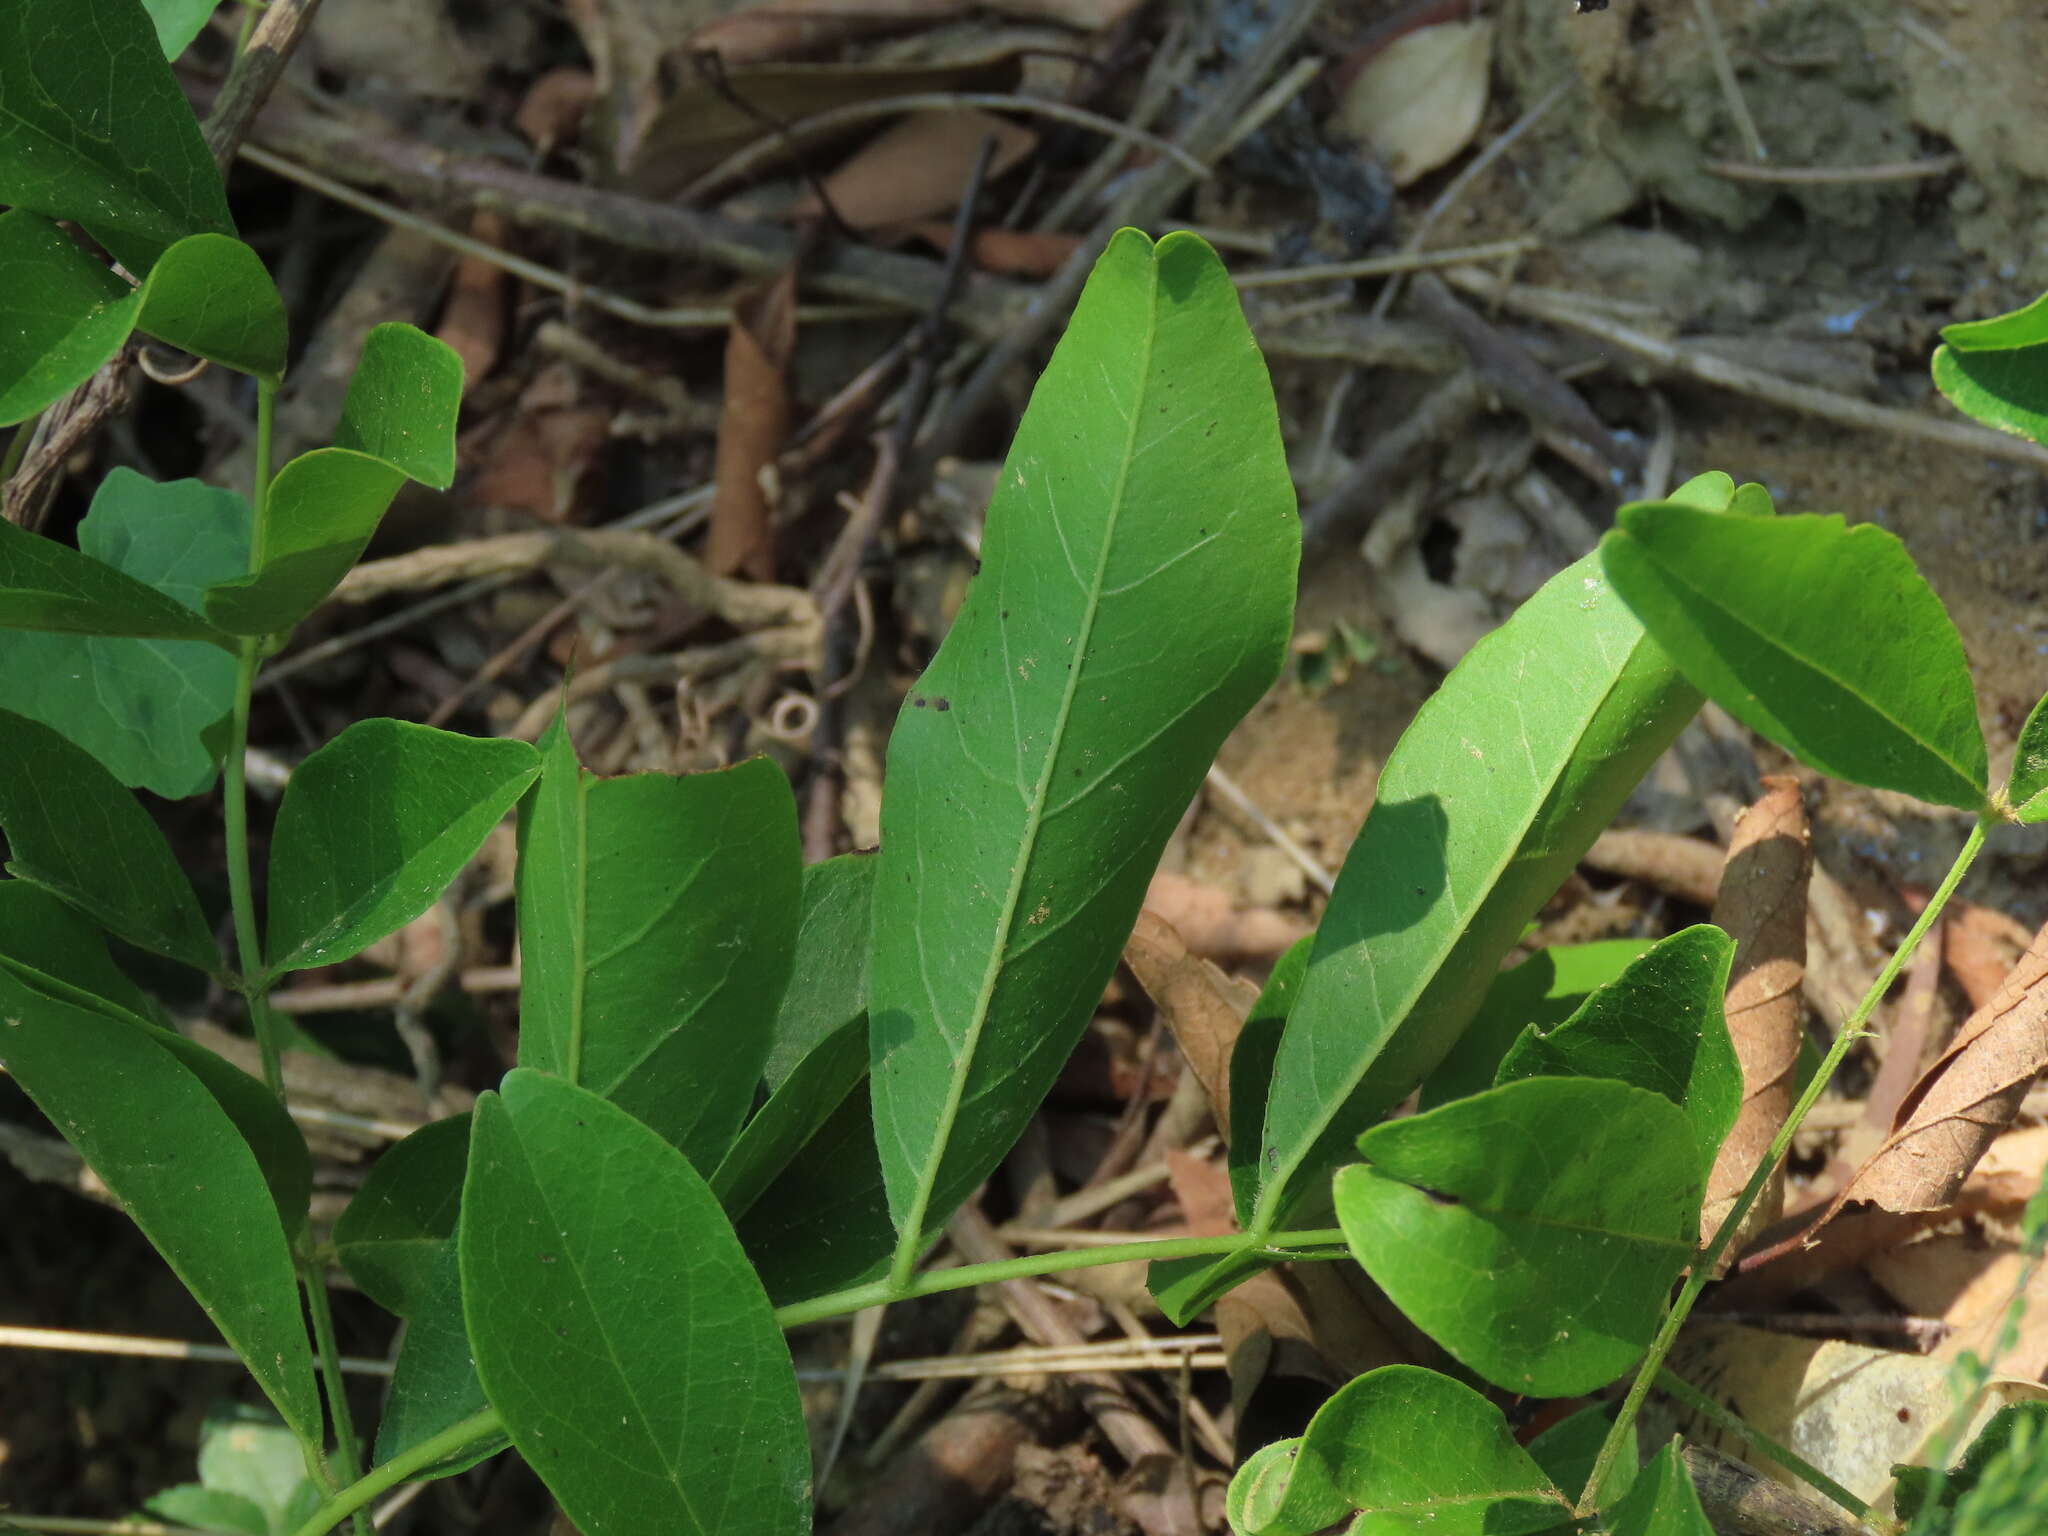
[1605,1442,1714,1536]
[0,0,232,274]
[869,228,1297,1262]
[0,709,217,971]
[0,210,141,425]
[333,322,465,490]
[1496,924,1740,1179]
[1251,549,1702,1231]
[1894,1401,2048,1527]
[1420,938,1655,1111]
[2006,689,2048,823]
[1225,1364,1568,1536]
[1334,1076,1701,1396]
[0,470,248,798]
[765,854,874,1090]
[147,1403,321,1536]
[141,0,219,58]
[736,1073,897,1306]
[203,449,406,635]
[1602,505,1987,809]
[1933,290,2048,449]
[516,719,801,1171]
[0,516,239,648]
[713,1016,867,1220]
[0,968,321,1444]
[1664,470,1774,519]
[135,234,288,382]
[333,1113,470,1317]
[265,720,538,975]
[461,1069,810,1536]
[374,1243,510,1482]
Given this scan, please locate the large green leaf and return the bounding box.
[0,710,216,971]
[1251,548,1702,1232]
[1334,1077,1701,1397]
[461,1070,809,1536]
[1419,938,1654,1111]
[1226,1365,1568,1536]
[1526,1403,1635,1511]
[1605,1442,1714,1536]
[0,969,321,1444]
[868,228,1297,1268]
[264,720,539,976]
[1932,289,2048,450]
[765,854,874,1090]
[0,516,239,648]
[141,0,219,58]
[516,720,801,1170]
[145,1404,321,1536]
[333,1113,470,1317]
[1602,506,1986,809]
[0,470,247,798]
[0,0,232,274]
[0,209,140,425]
[1496,924,1740,1180]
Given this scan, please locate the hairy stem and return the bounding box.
[1577,812,1992,1515]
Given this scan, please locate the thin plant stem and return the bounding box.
[289,1408,501,1536]
[1577,812,1993,1516]
[0,409,36,484]
[1653,1366,1869,1519]
[302,1255,371,1536]
[225,378,281,1094]
[781,1227,1345,1329]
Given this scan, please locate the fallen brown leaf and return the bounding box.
[434,212,508,390]
[1122,910,1257,1134]
[687,0,969,66]
[795,108,1036,230]
[1867,1230,2048,1378]
[466,363,609,524]
[514,66,597,154]
[1842,916,2048,1213]
[905,222,1080,277]
[1702,777,1811,1247]
[1326,20,1493,186]
[1946,899,2035,1010]
[706,268,799,580]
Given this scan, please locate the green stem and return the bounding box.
[1653,1366,1869,1519]
[1576,812,1992,1516]
[288,1408,502,1536]
[0,409,36,484]
[302,1255,372,1536]
[777,1228,1346,1329]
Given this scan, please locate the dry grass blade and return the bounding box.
[1702,776,1811,1247]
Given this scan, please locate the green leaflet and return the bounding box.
[1602,506,1986,810]
[1252,547,1702,1231]
[1226,1365,1568,1536]
[461,1071,809,1536]
[333,1113,470,1318]
[1932,288,2048,451]
[515,720,802,1171]
[868,228,1297,1275]
[1335,1077,1701,1397]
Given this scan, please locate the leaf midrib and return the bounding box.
[893,259,1162,1268]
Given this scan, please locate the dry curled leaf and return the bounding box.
[1702,776,1810,1247]
[1326,20,1494,187]
[1123,910,1257,1132]
[1842,916,2048,1213]
[1141,871,1306,964]
[795,108,1036,231]
[706,267,799,580]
